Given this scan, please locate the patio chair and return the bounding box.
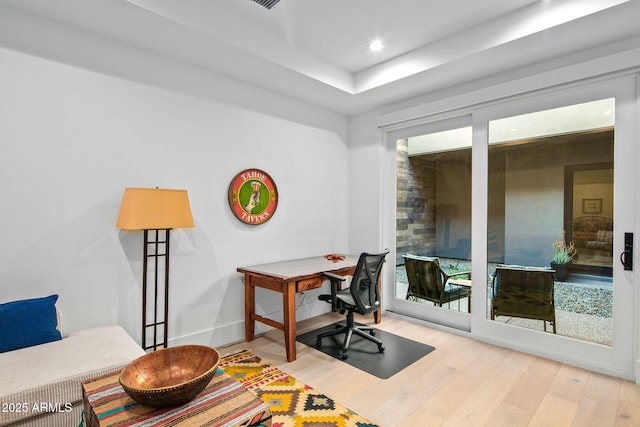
[491,265,556,333]
[402,254,471,312]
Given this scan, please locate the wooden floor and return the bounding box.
[219,312,640,427]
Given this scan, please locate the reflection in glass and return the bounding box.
[566,165,614,273]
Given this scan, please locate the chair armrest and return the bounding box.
[322,272,347,311]
[322,272,347,282]
[449,270,471,278]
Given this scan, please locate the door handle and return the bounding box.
[621,232,633,271]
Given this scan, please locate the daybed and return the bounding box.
[0,295,144,426]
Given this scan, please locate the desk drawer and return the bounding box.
[296,278,322,292]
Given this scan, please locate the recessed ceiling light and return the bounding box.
[368,39,384,52]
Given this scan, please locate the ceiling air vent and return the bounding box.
[250,0,280,9]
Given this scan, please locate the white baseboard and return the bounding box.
[168,298,332,348]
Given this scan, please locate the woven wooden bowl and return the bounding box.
[119,345,220,408]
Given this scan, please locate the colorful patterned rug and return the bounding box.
[219,350,379,427]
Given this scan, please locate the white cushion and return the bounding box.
[0,325,144,426]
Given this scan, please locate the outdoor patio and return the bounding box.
[395,259,613,346]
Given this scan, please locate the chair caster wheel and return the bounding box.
[369,330,376,336]
[378,344,385,353]
[341,350,348,360]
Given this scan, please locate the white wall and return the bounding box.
[0,46,349,347]
[348,112,385,254]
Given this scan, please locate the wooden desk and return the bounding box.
[237,255,381,362]
[82,369,271,426]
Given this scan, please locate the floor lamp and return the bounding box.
[116,188,194,351]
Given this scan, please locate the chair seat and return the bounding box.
[318,289,371,310]
[335,291,379,312]
[442,284,470,303]
[493,302,554,319]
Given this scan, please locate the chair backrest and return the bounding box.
[492,265,556,318]
[403,254,445,303]
[349,250,389,315]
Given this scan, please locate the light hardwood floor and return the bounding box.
[219,312,640,427]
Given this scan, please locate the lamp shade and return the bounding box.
[116,188,194,230]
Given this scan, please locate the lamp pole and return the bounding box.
[142,229,171,351]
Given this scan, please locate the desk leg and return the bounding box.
[283,281,296,362]
[244,275,255,342]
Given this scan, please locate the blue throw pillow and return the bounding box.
[0,294,62,353]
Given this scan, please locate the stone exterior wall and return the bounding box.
[396,139,436,264]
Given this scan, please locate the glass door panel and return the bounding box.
[473,77,638,379]
[394,125,472,329]
[487,99,614,345]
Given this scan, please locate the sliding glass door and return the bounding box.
[472,77,637,377]
[385,75,638,378]
[388,117,473,330]
[486,98,614,344]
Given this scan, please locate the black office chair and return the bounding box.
[316,250,389,360]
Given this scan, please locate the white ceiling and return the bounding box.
[2,0,638,116]
[135,0,540,74]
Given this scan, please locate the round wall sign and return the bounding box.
[228,168,278,224]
